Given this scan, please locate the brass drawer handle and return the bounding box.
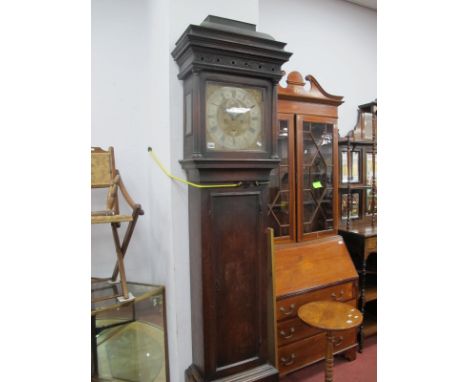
[279,303,296,316]
[334,336,344,346]
[280,353,296,366]
[331,290,345,301]
[279,327,295,339]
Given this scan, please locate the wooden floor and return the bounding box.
[281,336,377,382]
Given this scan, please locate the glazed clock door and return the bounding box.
[267,113,296,242]
[296,115,337,241]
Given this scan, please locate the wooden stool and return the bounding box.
[298,301,363,382]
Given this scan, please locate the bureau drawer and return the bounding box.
[277,317,321,347]
[366,236,377,252]
[276,282,355,321]
[278,329,356,375]
[277,299,357,346]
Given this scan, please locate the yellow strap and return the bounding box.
[148,147,241,189]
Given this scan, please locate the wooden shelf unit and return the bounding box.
[338,100,377,351]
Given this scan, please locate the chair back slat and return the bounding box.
[91,147,116,188]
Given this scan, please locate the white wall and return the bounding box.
[91,0,169,284]
[92,1,258,381]
[91,0,176,379]
[92,1,375,380]
[259,0,376,135]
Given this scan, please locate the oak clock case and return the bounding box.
[172,16,291,382]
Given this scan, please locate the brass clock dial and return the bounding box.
[205,83,264,151]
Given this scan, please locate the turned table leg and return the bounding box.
[325,331,334,382]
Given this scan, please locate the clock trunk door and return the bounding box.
[206,189,267,378]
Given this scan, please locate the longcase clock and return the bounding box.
[172,16,291,382]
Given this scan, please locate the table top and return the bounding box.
[297,301,363,331]
[339,221,377,238]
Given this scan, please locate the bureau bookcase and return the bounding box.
[268,72,359,375]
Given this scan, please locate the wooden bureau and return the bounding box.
[275,236,359,376]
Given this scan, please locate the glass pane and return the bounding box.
[362,112,373,140]
[341,151,348,183]
[342,151,360,183]
[342,192,360,219]
[302,122,334,234]
[352,152,360,182]
[366,152,377,186]
[92,281,168,382]
[366,188,377,215]
[268,119,291,237]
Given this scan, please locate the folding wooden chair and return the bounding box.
[91,147,144,302]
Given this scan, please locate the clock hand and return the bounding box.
[225,109,236,121]
[233,105,253,120]
[234,105,254,120]
[226,105,253,115]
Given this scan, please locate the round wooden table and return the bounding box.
[298,301,363,382]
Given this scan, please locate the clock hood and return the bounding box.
[172,15,292,81]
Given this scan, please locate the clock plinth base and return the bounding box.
[185,364,278,382]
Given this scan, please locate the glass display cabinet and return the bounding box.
[338,100,377,352]
[338,101,377,225]
[268,73,342,243]
[91,281,169,382]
